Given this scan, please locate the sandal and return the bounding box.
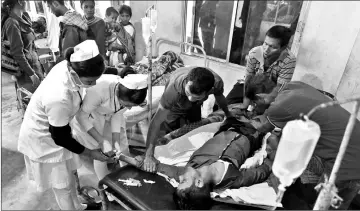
[79,186,102,204]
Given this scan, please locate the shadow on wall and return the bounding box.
[300,73,323,91]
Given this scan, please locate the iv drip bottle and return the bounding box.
[272,119,321,187]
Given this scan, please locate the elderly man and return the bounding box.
[144,66,232,173]
[245,74,360,210]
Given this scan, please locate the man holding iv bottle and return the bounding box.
[244,74,360,210]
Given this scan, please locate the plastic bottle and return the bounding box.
[272,119,321,187]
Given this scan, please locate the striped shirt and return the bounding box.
[245,46,296,85]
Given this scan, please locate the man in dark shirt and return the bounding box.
[246,74,360,210]
[144,67,233,172]
[123,118,272,210]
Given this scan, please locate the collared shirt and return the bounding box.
[79,74,127,133]
[18,61,83,163]
[245,46,296,85]
[160,66,224,115]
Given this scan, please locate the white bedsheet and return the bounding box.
[154,122,221,166]
[211,183,282,208]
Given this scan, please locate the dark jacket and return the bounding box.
[87,18,106,57]
[186,120,271,191]
[3,12,43,78]
[58,23,87,60]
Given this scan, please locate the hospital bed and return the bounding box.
[98,122,275,210]
[98,165,272,210]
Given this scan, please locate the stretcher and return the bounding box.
[98,165,271,210]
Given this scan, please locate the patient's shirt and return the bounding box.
[216,160,231,185]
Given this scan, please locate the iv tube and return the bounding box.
[271,183,286,210]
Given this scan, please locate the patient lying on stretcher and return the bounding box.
[120,117,273,209]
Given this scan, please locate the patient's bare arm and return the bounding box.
[118,154,185,181]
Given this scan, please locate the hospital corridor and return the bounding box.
[1,0,360,210]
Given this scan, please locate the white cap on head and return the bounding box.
[70,40,100,62]
[120,74,148,90]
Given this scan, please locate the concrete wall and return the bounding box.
[336,31,360,119]
[291,1,360,94]
[291,1,360,118]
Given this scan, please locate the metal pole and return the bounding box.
[147,34,153,123]
[313,100,360,210]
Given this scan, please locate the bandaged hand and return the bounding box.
[240,149,267,169]
[101,139,113,153]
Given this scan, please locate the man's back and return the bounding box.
[267,81,360,181]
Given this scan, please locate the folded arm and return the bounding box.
[231,158,272,189]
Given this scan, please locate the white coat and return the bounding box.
[72,74,130,155]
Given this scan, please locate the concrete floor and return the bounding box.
[1,73,122,210]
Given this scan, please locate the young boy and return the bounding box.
[104,7,123,66]
[105,5,136,67]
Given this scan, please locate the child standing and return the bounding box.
[116,5,136,66]
[104,5,136,67]
[104,7,121,66]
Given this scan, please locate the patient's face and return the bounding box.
[178,167,202,190]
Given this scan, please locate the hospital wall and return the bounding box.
[292,1,360,119]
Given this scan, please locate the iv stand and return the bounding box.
[271,96,360,210]
[147,34,153,123]
[310,97,360,210]
[144,5,157,122]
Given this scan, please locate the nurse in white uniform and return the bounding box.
[17,40,113,210]
[73,72,148,180]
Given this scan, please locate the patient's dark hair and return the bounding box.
[187,67,215,95]
[245,73,276,101]
[173,183,214,210]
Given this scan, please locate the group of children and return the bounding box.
[104,5,136,67]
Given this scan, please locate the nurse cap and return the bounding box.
[120,74,148,90]
[70,40,99,62]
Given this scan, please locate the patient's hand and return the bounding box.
[240,150,267,169]
[143,155,159,173]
